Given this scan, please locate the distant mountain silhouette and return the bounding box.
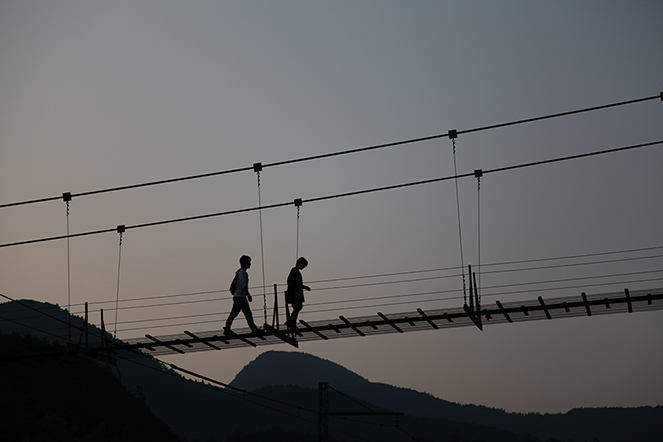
[229,350,369,391]
[2,299,662,442]
[233,350,663,442]
[0,298,101,344]
[340,382,663,442]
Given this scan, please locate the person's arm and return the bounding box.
[287,267,297,290]
[236,269,249,298]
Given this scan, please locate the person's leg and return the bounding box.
[239,298,259,332]
[289,302,302,327]
[225,298,242,331]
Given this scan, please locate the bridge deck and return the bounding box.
[99,288,663,359]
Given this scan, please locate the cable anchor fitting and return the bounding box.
[63,193,72,216]
[474,169,483,190]
[449,130,458,154]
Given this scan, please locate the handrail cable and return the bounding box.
[66,251,663,314]
[1,93,659,210]
[13,272,657,336]
[6,249,661,319]
[2,139,661,250]
[44,244,662,311]
[111,276,663,333]
[58,272,663,334]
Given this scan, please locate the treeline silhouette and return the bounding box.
[1,300,661,442]
[0,332,179,442]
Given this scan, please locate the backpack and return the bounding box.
[229,273,238,295]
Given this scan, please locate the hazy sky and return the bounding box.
[1,1,662,414]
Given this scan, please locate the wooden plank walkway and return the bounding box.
[96,287,663,359]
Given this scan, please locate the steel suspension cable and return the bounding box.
[113,227,125,336]
[64,196,72,342]
[254,165,267,324]
[2,93,659,211]
[476,170,483,306]
[450,134,467,303]
[61,250,662,317]
[1,140,661,250]
[295,199,302,261]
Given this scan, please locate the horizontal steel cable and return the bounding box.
[2,93,659,210]
[2,139,661,249]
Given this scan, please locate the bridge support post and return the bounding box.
[318,382,329,442]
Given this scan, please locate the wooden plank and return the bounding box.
[495,300,513,323]
[377,312,403,333]
[221,329,257,347]
[581,292,592,316]
[184,330,222,350]
[299,320,328,340]
[145,334,185,354]
[263,324,298,348]
[417,308,439,330]
[339,316,365,337]
[538,297,552,319]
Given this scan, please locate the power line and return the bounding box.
[3,139,661,250]
[1,93,659,210]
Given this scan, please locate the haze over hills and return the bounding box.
[231,350,663,442]
[230,350,369,391]
[2,299,662,442]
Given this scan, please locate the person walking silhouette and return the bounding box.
[224,255,260,334]
[285,257,311,330]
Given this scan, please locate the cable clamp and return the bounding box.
[659,91,663,101]
[294,198,302,207]
[253,162,263,172]
[448,129,458,139]
[116,225,126,234]
[62,192,72,202]
[474,169,483,178]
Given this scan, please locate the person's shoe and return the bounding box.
[223,327,231,335]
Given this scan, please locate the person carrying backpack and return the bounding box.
[224,255,260,334]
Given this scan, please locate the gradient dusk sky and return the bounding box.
[1,1,662,414]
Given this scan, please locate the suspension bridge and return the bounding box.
[2,91,662,364]
[74,286,662,360]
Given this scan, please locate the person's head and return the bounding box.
[240,255,252,269]
[296,257,308,270]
